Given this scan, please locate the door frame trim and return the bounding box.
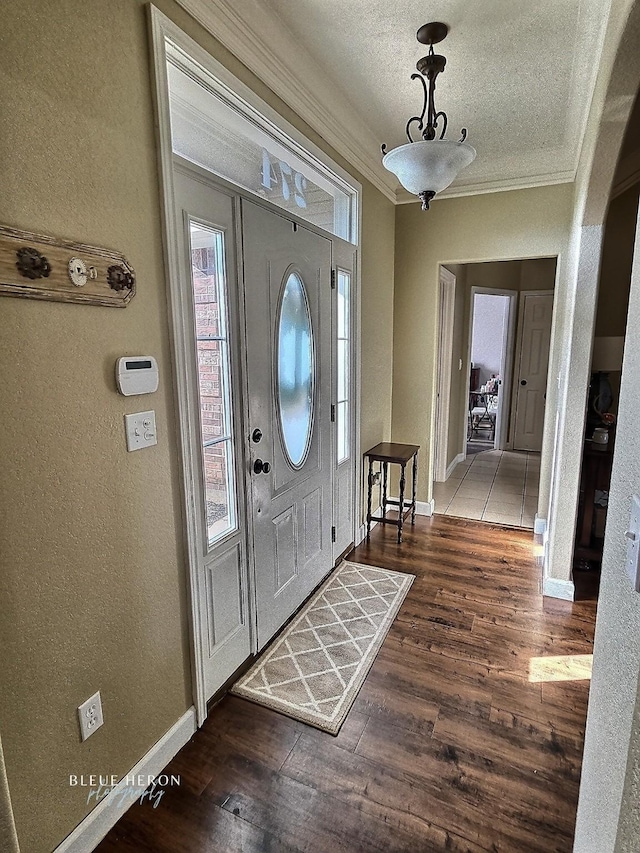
[149,10,361,725]
[467,287,518,452]
[434,266,456,482]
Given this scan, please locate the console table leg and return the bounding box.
[412,452,418,524]
[366,457,374,541]
[398,463,406,543]
[381,462,388,518]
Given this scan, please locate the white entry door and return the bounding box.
[513,291,554,451]
[242,200,333,649]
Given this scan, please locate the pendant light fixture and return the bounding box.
[381,22,476,210]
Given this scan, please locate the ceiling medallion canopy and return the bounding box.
[381,22,476,210]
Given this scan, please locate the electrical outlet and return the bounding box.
[78,691,104,741]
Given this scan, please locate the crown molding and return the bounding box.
[172,0,588,207]
[174,0,398,203]
[395,169,577,205]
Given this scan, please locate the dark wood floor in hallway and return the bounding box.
[96,515,597,853]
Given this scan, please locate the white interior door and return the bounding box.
[493,290,518,450]
[513,291,554,451]
[173,166,251,701]
[242,200,333,649]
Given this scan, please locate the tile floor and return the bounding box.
[433,450,539,528]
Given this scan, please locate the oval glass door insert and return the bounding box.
[277,271,315,468]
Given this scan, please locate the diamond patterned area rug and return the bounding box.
[231,561,414,734]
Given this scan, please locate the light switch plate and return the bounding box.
[625,494,640,591]
[124,410,157,451]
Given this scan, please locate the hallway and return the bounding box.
[434,450,540,528]
[96,515,595,853]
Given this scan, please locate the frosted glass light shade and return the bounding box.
[382,139,476,196]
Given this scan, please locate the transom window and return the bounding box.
[166,42,358,244]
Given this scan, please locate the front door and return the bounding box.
[242,200,333,649]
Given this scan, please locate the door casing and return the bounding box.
[466,287,518,453]
[434,266,456,482]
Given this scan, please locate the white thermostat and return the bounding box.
[116,356,159,396]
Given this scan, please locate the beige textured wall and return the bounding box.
[465,259,522,291]
[392,184,573,503]
[359,184,396,459]
[617,671,640,851]
[519,256,558,292]
[0,4,191,851]
[0,2,396,851]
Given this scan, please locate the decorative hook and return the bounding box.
[107,264,135,292]
[16,247,51,280]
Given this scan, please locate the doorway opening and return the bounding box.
[432,258,557,529]
[468,290,514,456]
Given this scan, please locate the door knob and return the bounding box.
[252,428,263,443]
[253,459,271,474]
[520,379,527,386]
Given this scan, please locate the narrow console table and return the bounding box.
[364,442,420,543]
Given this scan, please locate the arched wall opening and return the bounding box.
[553,1,640,848]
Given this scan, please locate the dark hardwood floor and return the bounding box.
[96,515,596,853]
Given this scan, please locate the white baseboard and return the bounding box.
[534,515,547,536]
[388,496,434,517]
[444,453,465,481]
[416,499,434,517]
[54,707,197,853]
[357,504,381,544]
[543,576,575,601]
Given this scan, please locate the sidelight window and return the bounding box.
[336,269,351,464]
[188,221,237,546]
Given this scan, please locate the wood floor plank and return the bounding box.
[206,752,443,853]
[353,716,572,853]
[96,514,597,853]
[282,730,491,853]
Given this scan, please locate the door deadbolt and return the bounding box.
[252,428,263,443]
[253,459,271,474]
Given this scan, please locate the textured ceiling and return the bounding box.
[260,0,611,197]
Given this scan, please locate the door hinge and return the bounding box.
[331,404,336,422]
[331,526,336,542]
[331,269,336,290]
